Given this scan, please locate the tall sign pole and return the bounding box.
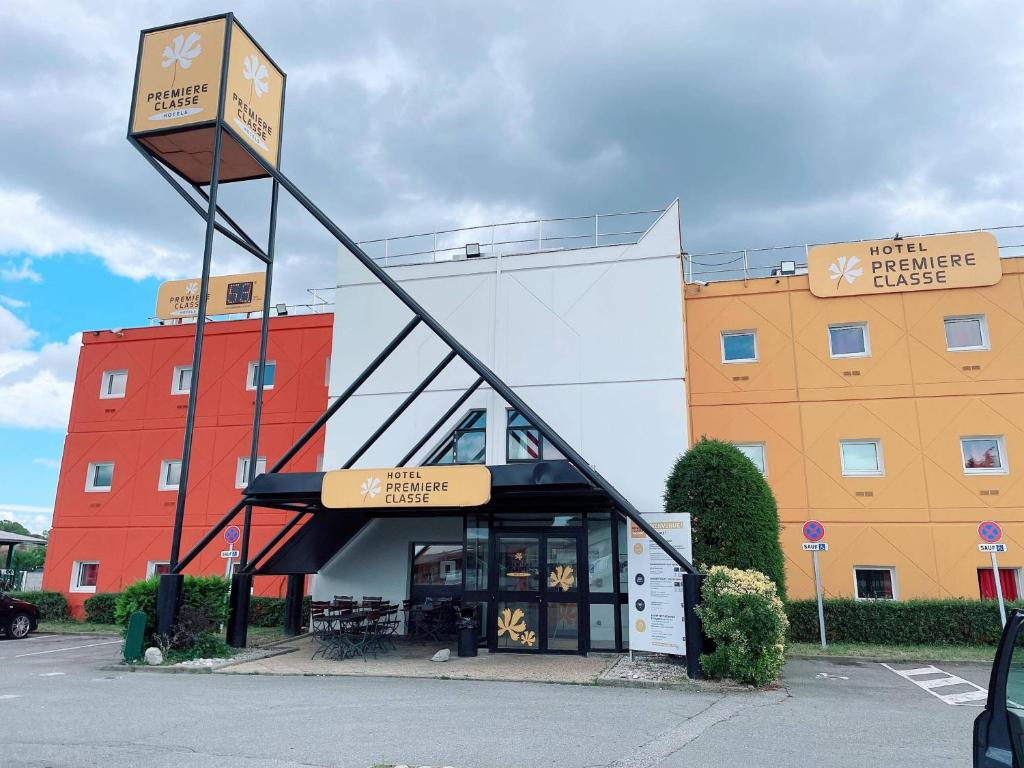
[802,520,828,649]
[979,521,1007,627]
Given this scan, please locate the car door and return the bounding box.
[975,610,1024,766]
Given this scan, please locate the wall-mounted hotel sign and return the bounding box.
[322,466,492,509]
[129,14,285,184]
[808,232,1001,298]
[155,271,265,319]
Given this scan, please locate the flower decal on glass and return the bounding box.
[548,564,575,592]
[497,607,527,642]
[243,54,270,100]
[360,476,381,501]
[162,32,201,86]
[519,630,536,648]
[828,255,863,292]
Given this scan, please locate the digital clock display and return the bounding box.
[225,281,255,306]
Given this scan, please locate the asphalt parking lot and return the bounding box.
[0,632,986,767]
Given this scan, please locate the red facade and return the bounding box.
[42,314,332,618]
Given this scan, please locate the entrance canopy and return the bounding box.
[244,460,610,575]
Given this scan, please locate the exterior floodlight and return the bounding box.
[465,243,481,258]
[276,303,288,316]
[780,260,797,275]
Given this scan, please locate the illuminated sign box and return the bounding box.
[322,466,492,509]
[155,271,266,319]
[808,232,1000,298]
[129,14,285,184]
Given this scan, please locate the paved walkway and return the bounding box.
[223,636,618,683]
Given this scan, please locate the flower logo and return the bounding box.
[548,565,575,592]
[162,32,201,86]
[496,607,527,641]
[360,476,381,501]
[519,630,536,648]
[243,54,269,100]
[828,255,863,292]
[185,281,199,295]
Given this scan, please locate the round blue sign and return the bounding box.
[224,525,241,545]
[802,520,825,543]
[979,521,1002,544]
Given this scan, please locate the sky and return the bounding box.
[1,0,1023,533]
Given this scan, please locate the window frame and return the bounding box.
[85,461,115,492]
[158,459,182,491]
[425,409,487,466]
[732,442,767,476]
[961,435,1009,476]
[171,365,192,395]
[505,408,565,463]
[146,561,171,578]
[236,456,268,489]
[839,439,884,477]
[828,322,870,359]
[853,566,897,601]
[944,314,990,352]
[720,330,758,364]
[246,360,277,391]
[99,369,128,399]
[70,561,100,594]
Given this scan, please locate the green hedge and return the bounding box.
[114,576,230,640]
[786,598,1022,646]
[83,593,119,624]
[5,590,69,621]
[248,595,312,627]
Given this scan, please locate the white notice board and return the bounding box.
[627,513,693,655]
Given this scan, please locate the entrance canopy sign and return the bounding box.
[155,272,265,319]
[321,466,491,509]
[627,513,693,656]
[129,14,285,183]
[807,232,1000,298]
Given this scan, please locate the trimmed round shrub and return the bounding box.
[83,592,120,624]
[6,590,69,621]
[697,565,788,687]
[248,596,286,627]
[115,575,229,640]
[665,438,786,598]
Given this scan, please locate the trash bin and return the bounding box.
[457,606,478,657]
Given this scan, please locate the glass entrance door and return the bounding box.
[491,531,584,653]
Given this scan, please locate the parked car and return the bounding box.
[0,591,39,639]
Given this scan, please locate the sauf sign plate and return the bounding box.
[321,466,491,509]
[808,232,1000,298]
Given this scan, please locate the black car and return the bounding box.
[0,591,39,639]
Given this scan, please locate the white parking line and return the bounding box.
[14,640,120,658]
[20,634,58,641]
[0,694,21,701]
[881,663,989,706]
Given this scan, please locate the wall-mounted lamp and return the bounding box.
[465,243,481,258]
[276,303,288,316]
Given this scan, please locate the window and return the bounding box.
[961,436,1007,475]
[979,568,1020,601]
[506,409,565,462]
[733,443,767,475]
[158,459,182,491]
[325,356,331,387]
[100,369,127,399]
[147,561,171,578]
[171,365,192,395]
[840,440,883,477]
[944,315,989,351]
[721,331,757,363]
[85,461,114,492]
[71,561,99,593]
[854,567,896,600]
[236,456,267,488]
[426,410,486,465]
[828,323,870,358]
[246,360,276,390]
[411,543,464,587]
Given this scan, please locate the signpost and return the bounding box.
[626,513,693,657]
[802,520,828,649]
[223,525,241,578]
[979,521,1007,627]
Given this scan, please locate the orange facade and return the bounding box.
[684,257,1024,601]
[42,314,331,617]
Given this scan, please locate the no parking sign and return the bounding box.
[979,520,1008,627]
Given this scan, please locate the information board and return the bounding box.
[627,513,693,655]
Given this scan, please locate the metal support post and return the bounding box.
[683,572,706,679]
[284,574,304,636]
[226,572,253,648]
[812,549,827,648]
[155,572,184,637]
[993,550,1007,628]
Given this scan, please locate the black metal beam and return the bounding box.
[343,351,458,468]
[191,182,266,257]
[242,510,308,573]
[398,377,485,466]
[174,498,249,573]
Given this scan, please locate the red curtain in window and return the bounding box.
[979,569,1019,601]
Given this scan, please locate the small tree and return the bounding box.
[665,438,786,598]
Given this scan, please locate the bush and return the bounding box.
[6,590,68,621]
[697,566,788,687]
[164,632,234,664]
[115,575,230,641]
[665,438,786,598]
[786,598,1019,646]
[247,595,313,627]
[83,593,119,624]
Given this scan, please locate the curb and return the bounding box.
[786,653,994,667]
[100,645,298,674]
